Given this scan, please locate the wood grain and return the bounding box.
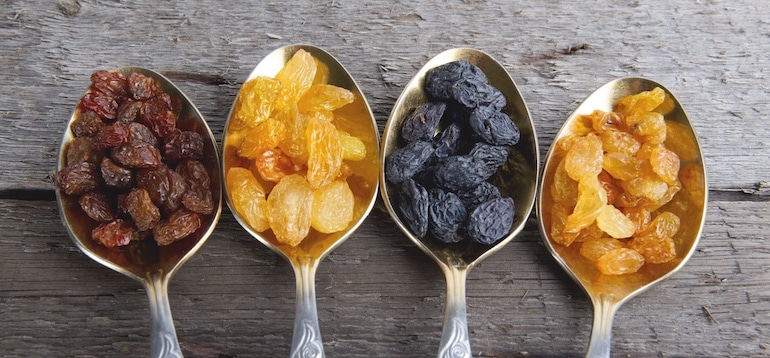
[1,0,769,357]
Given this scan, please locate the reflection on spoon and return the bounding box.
[380,48,539,357]
[536,77,707,357]
[222,44,379,357]
[55,68,223,357]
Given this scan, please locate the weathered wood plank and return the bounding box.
[1,198,767,357]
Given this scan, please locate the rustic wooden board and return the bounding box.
[1,0,769,357]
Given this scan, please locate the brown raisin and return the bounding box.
[100,157,133,189]
[127,122,159,147]
[152,208,201,246]
[162,131,204,163]
[94,121,130,150]
[56,162,101,196]
[128,72,161,100]
[139,94,177,137]
[71,110,105,137]
[125,188,161,231]
[66,137,102,166]
[80,90,119,120]
[78,192,116,223]
[92,219,136,248]
[111,141,162,169]
[116,98,142,123]
[91,70,129,99]
[136,165,188,214]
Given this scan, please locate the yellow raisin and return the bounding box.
[626,112,666,145]
[306,114,342,189]
[596,204,636,239]
[254,147,299,183]
[664,121,699,162]
[238,118,288,159]
[564,133,603,181]
[599,130,640,156]
[551,158,578,207]
[591,110,625,133]
[580,237,625,262]
[679,163,706,206]
[311,180,354,233]
[233,76,280,129]
[649,145,680,185]
[267,174,314,246]
[621,206,652,235]
[338,129,367,161]
[596,248,645,275]
[574,222,605,243]
[603,152,642,181]
[614,87,666,117]
[551,203,579,246]
[297,84,355,113]
[565,175,607,233]
[276,104,309,163]
[312,56,329,84]
[226,167,270,232]
[629,235,676,264]
[598,171,621,205]
[642,211,680,240]
[274,49,317,111]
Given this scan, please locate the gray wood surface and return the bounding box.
[1,0,768,357]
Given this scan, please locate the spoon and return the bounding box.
[222,44,380,357]
[536,77,708,357]
[380,48,539,358]
[55,68,223,357]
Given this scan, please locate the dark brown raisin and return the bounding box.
[128,122,159,147]
[139,94,177,137]
[136,165,188,214]
[91,219,136,248]
[111,141,162,169]
[91,70,129,99]
[181,186,214,215]
[80,90,119,120]
[176,160,211,188]
[71,110,105,137]
[56,162,101,196]
[94,121,130,150]
[125,188,161,231]
[128,72,161,100]
[66,137,102,166]
[100,157,133,189]
[163,131,204,163]
[116,98,142,123]
[78,192,116,223]
[152,208,201,246]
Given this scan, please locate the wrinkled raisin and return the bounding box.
[433,122,465,158]
[401,102,446,142]
[78,192,116,223]
[100,157,133,189]
[137,165,188,214]
[385,140,435,184]
[177,160,214,215]
[128,72,161,100]
[468,143,509,173]
[94,121,130,150]
[428,189,467,243]
[139,94,177,137]
[397,179,429,238]
[111,141,162,169]
[466,197,515,245]
[162,131,204,163]
[468,106,520,146]
[92,219,136,248]
[126,188,161,231]
[71,110,105,137]
[57,162,101,196]
[91,70,129,99]
[456,181,501,210]
[433,155,489,191]
[452,77,506,111]
[80,90,119,120]
[152,209,201,246]
[128,122,158,147]
[425,60,488,101]
[116,98,142,123]
[66,137,101,166]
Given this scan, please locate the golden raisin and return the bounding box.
[311,180,354,233]
[267,174,314,246]
[564,133,603,181]
[565,175,607,233]
[338,129,367,161]
[580,238,625,262]
[550,158,578,207]
[649,145,680,185]
[238,118,288,159]
[595,204,636,239]
[305,114,342,189]
[614,87,666,117]
[596,248,645,275]
[274,49,317,111]
[226,167,270,232]
[297,84,354,113]
[629,235,676,264]
[599,130,640,156]
[234,77,280,129]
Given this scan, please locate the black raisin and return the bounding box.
[432,155,488,191]
[468,106,520,146]
[385,140,434,184]
[397,179,429,238]
[433,122,466,158]
[401,102,446,142]
[428,188,467,243]
[425,60,488,101]
[452,77,506,111]
[456,181,501,210]
[468,142,509,175]
[466,197,515,245]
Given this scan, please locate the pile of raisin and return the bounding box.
[224,49,370,247]
[56,70,214,248]
[385,60,519,245]
[548,87,703,275]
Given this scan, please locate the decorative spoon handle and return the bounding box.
[145,271,183,358]
[290,258,325,358]
[586,293,619,358]
[438,265,470,358]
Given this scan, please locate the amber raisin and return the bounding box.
[305,115,342,189]
[92,219,136,248]
[596,248,645,275]
[274,49,316,110]
[126,188,161,231]
[152,208,201,246]
[57,162,101,196]
[226,167,269,232]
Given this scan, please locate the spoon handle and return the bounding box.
[586,293,619,358]
[290,258,325,358]
[145,271,183,358]
[438,265,471,358]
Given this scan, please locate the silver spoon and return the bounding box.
[55,68,223,357]
[536,77,708,357]
[222,44,380,357]
[380,48,539,358]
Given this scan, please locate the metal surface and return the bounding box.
[379,48,539,358]
[221,44,380,358]
[535,77,708,358]
[55,68,223,358]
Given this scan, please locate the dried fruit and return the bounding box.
[580,238,625,262]
[385,140,434,184]
[425,60,487,101]
[234,77,280,129]
[428,189,467,243]
[401,102,446,142]
[163,131,204,163]
[111,141,162,169]
[595,248,645,275]
[565,175,607,233]
[57,162,101,196]
[466,197,515,245]
[92,219,136,248]
[452,77,506,111]
[306,115,342,189]
[468,106,520,146]
[297,84,354,113]
[237,118,287,159]
[397,179,429,238]
[267,174,314,246]
[78,192,116,223]
[595,205,635,239]
[274,49,316,110]
[153,209,201,246]
[564,133,603,181]
[311,180,354,234]
[226,167,269,232]
[125,188,161,231]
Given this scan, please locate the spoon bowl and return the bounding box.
[536,77,707,357]
[56,67,223,357]
[380,48,539,357]
[222,44,379,357]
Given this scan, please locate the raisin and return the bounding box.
[100,157,133,190]
[468,142,509,174]
[425,60,488,101]
[177,160,214,215]
[78,192,116,223]
[226,167,269,232]
[401,102,446,142]
[580,238,626,262]
[297,84,355,113]
[305,115,343,189]
[433,155,489,192]
[116,98,142,123]
[468,106,520,146]
[111,141,162,169]
[629,234,676,264]
[456,181,501,210]
[126,188,161,231]
[136,165,188,214]
[162,131,204,163]
[452,77,507,111]
[565,175,608,233]
[274,49,316,110]
[267,174,314,246]
[234,76,280,129]
[127,122,159,147]
[428,189,467,243]
[339,129,367,161]
[91,70,129,99]
[176,160,211,189]
[466,197,515,245]
[66,137,101,166]
[93,121,130,150]
[128,72,161,100]
[57,162,101,196]
[71,110,105,137]
[255,147,299,183]
[397,179,429,238]
[237,118,287,159]
[92,219,136,248]
[152,208,201,246]
[80,90,119,120]
[595,248,645,275]
[139,94,177,138]
[564,133,603,181]
[385,140,434,184]
[433,122,465,158]
[311,180,354,233]
[595,204,635,239]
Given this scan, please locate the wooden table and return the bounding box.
[2,1,768,357]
